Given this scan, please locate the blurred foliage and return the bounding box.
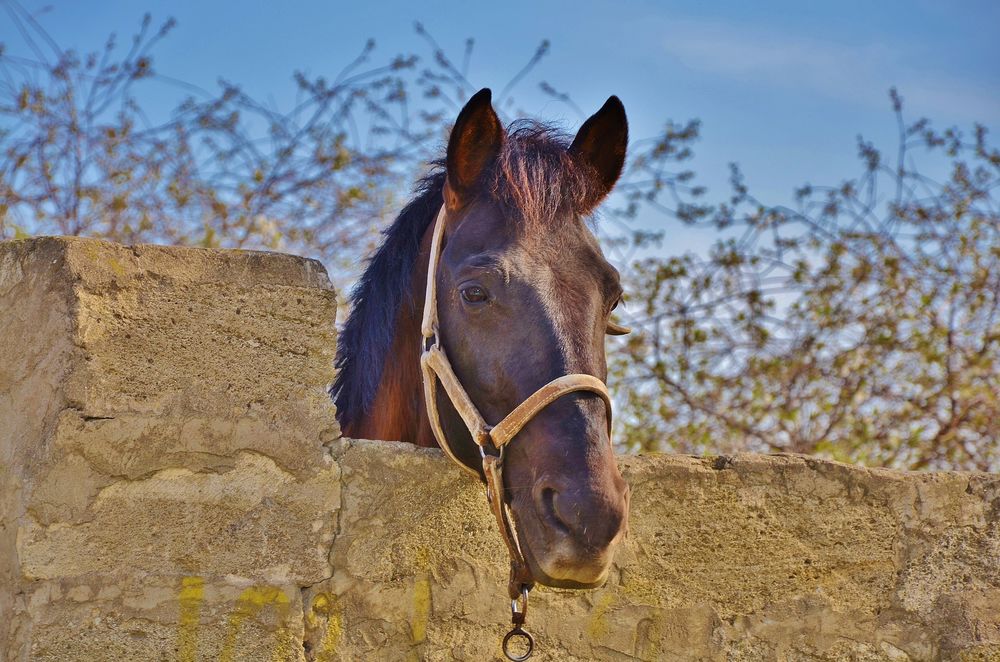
[611,89,1000,471]
[2,5,996,470]
[0,5,550,282]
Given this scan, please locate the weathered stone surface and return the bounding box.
[2,237,998,662]
[307,439,1000,662]
[1,237,340,662]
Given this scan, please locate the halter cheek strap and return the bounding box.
[418,203,614,659]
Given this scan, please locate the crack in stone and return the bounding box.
[298,440,348,661]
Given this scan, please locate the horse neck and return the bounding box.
[347,220,436,447]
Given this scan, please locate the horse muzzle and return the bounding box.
[513,467,630,589]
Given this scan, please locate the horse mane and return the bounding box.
[332,121,597,431]
[488,121,592,230]
[331,168,445,429]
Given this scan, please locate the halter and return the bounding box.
[419,203,614,660]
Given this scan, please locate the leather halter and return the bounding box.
[418,203,614,606]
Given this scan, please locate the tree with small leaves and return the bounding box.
[611,89,1000,472]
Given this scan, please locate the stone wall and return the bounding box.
[1,237,998,661]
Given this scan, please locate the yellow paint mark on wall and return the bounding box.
[619,570,663,605]
[587,592,617,640]
[106,256,126,277]
[634,615,664,660]
[219,585,292,662]
[411,575,431,643]
[411,547,432,645]
[309,592,343,662]
[177,576,204,662]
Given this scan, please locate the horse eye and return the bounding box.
[460,285,489,304]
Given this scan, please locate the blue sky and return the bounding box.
[4,0,999,254]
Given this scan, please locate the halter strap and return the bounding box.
[420,201,449,340]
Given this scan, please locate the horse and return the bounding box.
[332,88,630,595]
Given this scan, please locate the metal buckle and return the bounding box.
[422,334,438,353]
[479,433,502,470]
[510,585,529,623]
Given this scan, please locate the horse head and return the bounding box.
[429,89,630,588]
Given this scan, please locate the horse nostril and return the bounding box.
[538,486,572,536]
[532,478,628,552]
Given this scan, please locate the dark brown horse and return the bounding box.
[333,89,630,589]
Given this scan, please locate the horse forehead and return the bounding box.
[506,243,601,325]
[512,227,604,285]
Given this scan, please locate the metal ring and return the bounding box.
[510,585,529,620]
[502,627,534,661]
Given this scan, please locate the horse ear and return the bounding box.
[569,96,628,212]
[445,88,504,211]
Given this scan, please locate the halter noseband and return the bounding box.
[418,203,614,659]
